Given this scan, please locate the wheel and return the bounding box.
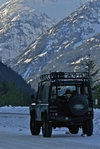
[69,126,79,134]
[82,119,93,136]
[42,116,52,137]
[30,117,40,135]
[69,94,89,116]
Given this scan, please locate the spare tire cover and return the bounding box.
[69,94,89,116]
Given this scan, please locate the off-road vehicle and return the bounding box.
[29,72,93,137]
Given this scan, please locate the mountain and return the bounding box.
[0,0,55,62]
[0,61,34,94]
[9,0,100,89]
[0,0,88,63]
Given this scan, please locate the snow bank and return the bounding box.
[0,105,29,114]
[0,106,100,135]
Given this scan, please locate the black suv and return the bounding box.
[29,72,93,137]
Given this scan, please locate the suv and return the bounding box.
[29,72,93,137]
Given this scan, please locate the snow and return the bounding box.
[0,106,100,149]
[0,105,29,114]
[0,106,100,136]
[11,0,88,23]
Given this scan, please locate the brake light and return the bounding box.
[50,112,58,116]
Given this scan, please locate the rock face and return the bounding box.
[1,0,100,89]
[0,0,55,62]
[8,0,100,89]
[0,0,88,63]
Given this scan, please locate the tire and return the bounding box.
[69,94,89,116]
[69,126,79,134]
[42,116,52,137]
[82,119,93,136]
[30,117,40,135]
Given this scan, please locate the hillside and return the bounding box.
[9,0,100,89]
[0,61,33,94]
[0,0,55,62]
[0,0,88,63]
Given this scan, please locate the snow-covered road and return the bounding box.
[0,106,100,149]
[0,125,100,149]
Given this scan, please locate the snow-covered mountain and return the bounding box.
[9,0,100,89]
[0,0,88,62]
[0,0,55,62]
[1,0,88,23]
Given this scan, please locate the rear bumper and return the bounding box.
[49,115,93,126]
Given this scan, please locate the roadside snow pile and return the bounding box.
[0,105,29,114]
[0,106,100,135]
[93,108,100,135]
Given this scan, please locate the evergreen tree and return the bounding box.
[80,53,100,108]
[6,82,24,106]
[0,81,31,106]
[81,53,99,87]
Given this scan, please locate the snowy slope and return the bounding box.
[0,0,55,62]
[0,0,88,62]
[9,0,100,89]
[0,0,88,23]
[24,0,88,23]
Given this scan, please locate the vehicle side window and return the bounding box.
[36,86,43,101]
[42,86,49,103]
[36,85,49,103]
[80,84,89,96]
[51,86,56,100]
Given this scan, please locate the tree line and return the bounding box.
[0,61,34,106]
[80,54,100,108]
[0,81,32,106]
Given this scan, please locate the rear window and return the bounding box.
[51,82,89,97]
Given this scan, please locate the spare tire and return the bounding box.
[69,94,89,116]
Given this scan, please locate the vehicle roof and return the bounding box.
[39,72,90,86]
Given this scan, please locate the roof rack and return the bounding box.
[40,72,89,82]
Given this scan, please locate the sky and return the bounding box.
[0,0,9,6]
[0,0,89,6]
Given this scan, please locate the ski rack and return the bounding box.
[40,72,89,82]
